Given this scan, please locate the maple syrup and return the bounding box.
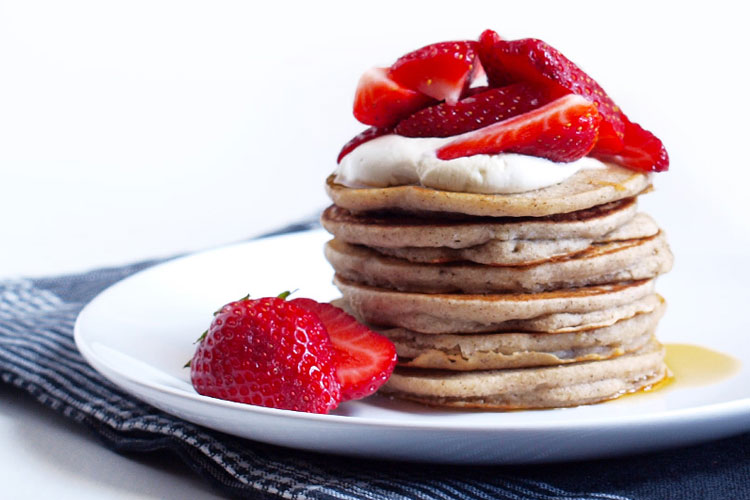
[616,343,740,401]
[663,343,741,388]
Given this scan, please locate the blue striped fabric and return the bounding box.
[1,224,748,499]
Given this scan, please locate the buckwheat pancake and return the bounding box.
[498,294,665,334]
[370,213,660,266]
[333,293,665,335]
[380,338,667,409]
[325,232,673,294]
[326,164,651,217]
[321,197,639,249]
[334,275,657,333]
[379,300,665,370]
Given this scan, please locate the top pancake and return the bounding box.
[326,164,651,217]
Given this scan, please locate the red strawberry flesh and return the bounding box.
[353,67,435,127]
[478,33,625,154]
[477,29,513,87]
[389,41,480,104]
[396,83,553,138]
[190,297,341,414]
[291,298,397,401]
[593,118,669,172]
[436,94,601,162]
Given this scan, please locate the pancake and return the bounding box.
[334,274,657,333]
[325,232,673,294]
[369,213,659,266]
[380,300,665,370]
[321,197,639,249]
[496,294,665,334]
[333,293,665,335]
[326,165,651,217]
[380,338,667,409]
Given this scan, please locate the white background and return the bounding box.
[1,0,749,498]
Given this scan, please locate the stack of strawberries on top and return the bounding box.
[322,29,673,409]
[339,29,667,172]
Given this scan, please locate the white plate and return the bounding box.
[74,229,750,464]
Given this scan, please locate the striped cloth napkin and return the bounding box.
[1,223,748,499]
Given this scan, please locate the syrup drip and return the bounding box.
[663,343,741,388]
[618,343,740,401]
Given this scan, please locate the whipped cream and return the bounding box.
[334,134,607,194]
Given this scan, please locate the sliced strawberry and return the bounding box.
[290,299,397,401]
[395,83,553,138]
[337,126,392,163]
[469,57,488,88]
[477,29,513,87]
[436,94,601,162]
[478,33,625,154]
[389,41,480,104]
[593,118,669,172]
[353,67,435,127]
[463,85,491,97]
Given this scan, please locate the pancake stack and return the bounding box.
[321,165,673,409]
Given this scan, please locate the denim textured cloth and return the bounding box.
[1,224,749,499]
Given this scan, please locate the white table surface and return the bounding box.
[1,1,748,497]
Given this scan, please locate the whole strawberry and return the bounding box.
[190,296,341,414]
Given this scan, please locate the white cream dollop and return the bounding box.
[334,134,606,194]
